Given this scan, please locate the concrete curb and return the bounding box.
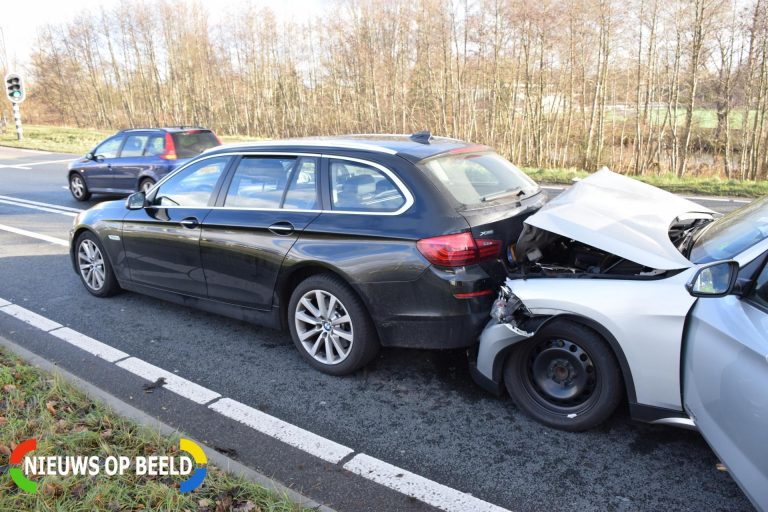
[0,334,336,512]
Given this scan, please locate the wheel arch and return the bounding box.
[276,263,373,331]
[495,314,637,405]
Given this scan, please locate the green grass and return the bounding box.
[0,125,114,155]
[522,167,768,198]
[0,348,307,511]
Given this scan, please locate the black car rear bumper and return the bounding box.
[356,265,496,349]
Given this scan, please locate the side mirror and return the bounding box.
[686,260,739,297]
[85,152,94,160]
[126,192,147,210]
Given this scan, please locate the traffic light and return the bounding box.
[5,73,25,104]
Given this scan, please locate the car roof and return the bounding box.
[117,126,212,134]
[204,133,490,162]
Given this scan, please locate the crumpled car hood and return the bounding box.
[524,169,715,270]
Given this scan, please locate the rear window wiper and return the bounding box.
[481,188,525,203]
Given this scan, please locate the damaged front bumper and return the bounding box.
[468,286,536,395]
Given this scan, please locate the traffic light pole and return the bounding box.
[11,102,22,141]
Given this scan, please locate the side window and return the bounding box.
[748,261,768,309]
[224,156,297,208]
[120,135,149,157]
[283,158,318,210]
[94,136,123,159]
[330,159,405,212]
[154,157,230,207]
[144,135,165,156]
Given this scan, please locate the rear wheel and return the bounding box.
[288,274,379,375]
[69,173,91,201]
[503,320,622,431]
[139,178,155,194]
[75,232,120,297]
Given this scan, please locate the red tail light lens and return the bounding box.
[416,233,502,267]
[160,133,177,160]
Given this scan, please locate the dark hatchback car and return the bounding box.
[68,127,221,201]
[69,133,545,374]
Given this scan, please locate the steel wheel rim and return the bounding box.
[525,338,597,410]
[78,239,106,291]
[294,290,353,365]
[71,175,85,198]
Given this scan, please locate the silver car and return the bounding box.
[470,170,768,508]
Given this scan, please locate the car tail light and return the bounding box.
[160,133,177,160]
[453,289,494,299]
[416,232,502,267]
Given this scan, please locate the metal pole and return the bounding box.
[12,101,22,141]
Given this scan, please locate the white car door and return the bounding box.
[683,255,768,510]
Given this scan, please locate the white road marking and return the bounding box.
[0,195,83,213]
[0,198,78,217]
[0,294,509,511]
[0,304,63,332]
[0,223,68,246]
[0,165,31,169]
[344,454,509,512]
[22,158,76,166]
[209,398,354,464]
[116,357,221,405]
[49,327,129,363]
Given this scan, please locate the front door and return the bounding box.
[86,135,125,189]
[121,155,232,296]
[683,253,768,509]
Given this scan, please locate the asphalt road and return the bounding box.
[0,146,754,511]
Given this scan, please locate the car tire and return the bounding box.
[139,178,155,194]
[69,173,91,201]
[288,273,379,375]
[75,232,121,297]
[503,319,622,431]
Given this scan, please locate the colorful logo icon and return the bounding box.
[9,438,37,494]
[179,438,207,493]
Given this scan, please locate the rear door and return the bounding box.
[683,253,768,509]
[200,154,321,309]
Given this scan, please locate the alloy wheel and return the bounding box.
[70,175,85,199]
[294,290,354,365]
[78,239,106,291]
[140,180,154,193]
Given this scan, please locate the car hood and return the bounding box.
[524,169,715,270]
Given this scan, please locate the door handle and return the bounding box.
[107,164,113,170]
[179,217,199,229]
[268,221,295,236]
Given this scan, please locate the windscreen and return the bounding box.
[171,130,220,158]
[422,152,539,209]
[690,196,768,263]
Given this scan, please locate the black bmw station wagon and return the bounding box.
[70,133,544,374]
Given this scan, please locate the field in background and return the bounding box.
[1,124,765,198]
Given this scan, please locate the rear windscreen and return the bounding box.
[171,131,220,158]
[421,152,539,209]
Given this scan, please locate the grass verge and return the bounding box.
[0,348,306,511]
[522,167,768,198]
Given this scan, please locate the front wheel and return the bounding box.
[287,274,379,375]
[75,232,121,297]
[69,173,91,201]
[503,320,623,431]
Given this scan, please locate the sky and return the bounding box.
[0,0,325,72]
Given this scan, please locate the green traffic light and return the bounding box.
[11,91,20,98]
